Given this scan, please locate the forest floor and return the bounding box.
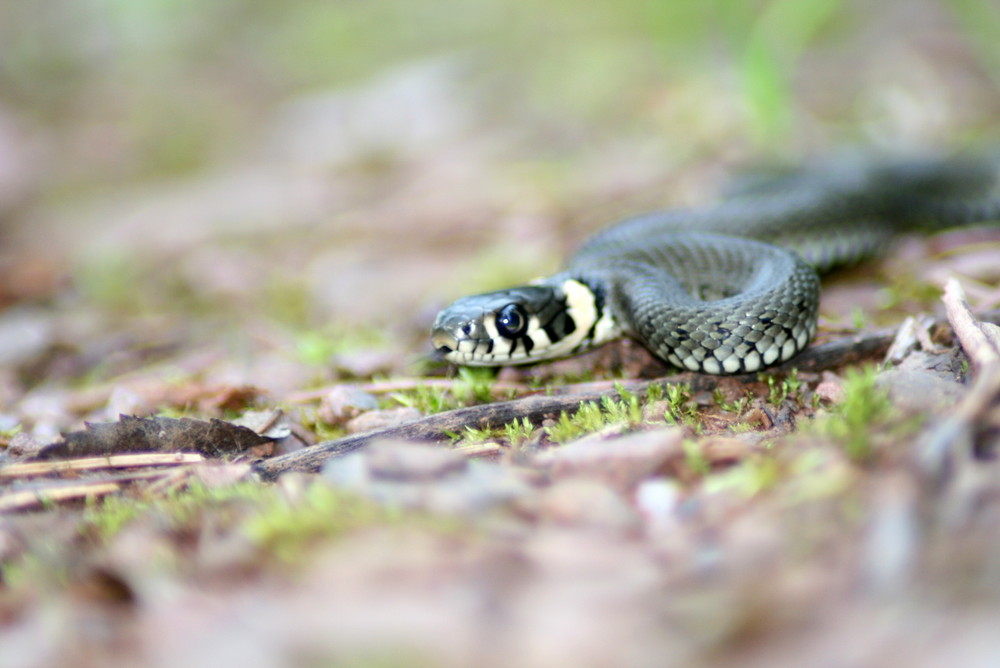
[3,2,1000,666]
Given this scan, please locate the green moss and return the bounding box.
[713,388,749,415]
[0,423,22,444]
[645,382,665,403]
[782,449,853,503]
[312,420,348,443]
[450,414,536,450]
[73,252,145,311]
[76,480,446,568]
[546,402,607,444]
[461,424,502,443]
[294,326,390,369]
[545,390,645,444]
[682,439,711,476]
[152,406,200,419]
[703,453,782,497]
[760,368,802,406]
[951,0,1000,89]
[504,416,535,447]
[243,484,407,564]
[81,480,264,541]
[389,368,500,416]
[663,382,696,425]
[391,384,460,414]
[1,551,70,590]
[453,367,499,404]
[82,494,146,540]
[538,382,688,445]
[729,420,758,434]
[814,366,892,462]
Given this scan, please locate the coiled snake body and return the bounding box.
[432,155,1000,374]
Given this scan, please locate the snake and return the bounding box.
[431,154,1000,374]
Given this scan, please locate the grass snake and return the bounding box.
[432,154,1000,374]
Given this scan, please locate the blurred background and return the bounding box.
[1,0,999,398]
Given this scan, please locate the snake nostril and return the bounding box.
[437,345,453,354]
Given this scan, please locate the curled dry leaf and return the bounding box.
[33,414,276,460]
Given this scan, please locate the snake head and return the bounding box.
[431,286,548,366]
[431,279,616,366]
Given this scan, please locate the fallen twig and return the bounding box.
[942,278,1000,370]
[255,389,645,480]
[0,481,121,513]
[0,453,205,479]
[144,467,197,497]
[916,281,1000,490]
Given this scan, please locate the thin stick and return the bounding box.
[0,482,121,513]
[942,278,1000,370]
[0,452,205,478]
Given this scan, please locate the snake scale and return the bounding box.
[431,154,1000,374]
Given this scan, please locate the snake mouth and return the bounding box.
[431,330,459,356]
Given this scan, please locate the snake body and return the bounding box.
[431,154,1000,373]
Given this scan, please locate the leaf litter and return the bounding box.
[3,4,1000,667]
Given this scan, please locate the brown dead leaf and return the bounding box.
[34,415,275,460]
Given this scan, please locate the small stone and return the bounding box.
[634,477,681,528]
[345,406,422,433]
[814,372,845,404]
[535,479,640,532]
[232,408,290,438]
[319,385,380,424]
[428,461,531,515]
[699,437,751,465]
[6,431,42,458]
[877,369,965,413]
[366,440,467,481]
[192,462,253,488]
[321,441,531,516]
[534,428,684,492]
[321,452,370,489]
[896,349,964,381]
[642,400,670,422]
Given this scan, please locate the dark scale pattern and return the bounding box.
[568,234,820,373]
[433,153,1000,372]
[550,154,1000,373]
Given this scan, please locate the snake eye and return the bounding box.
[495,304,527,338]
